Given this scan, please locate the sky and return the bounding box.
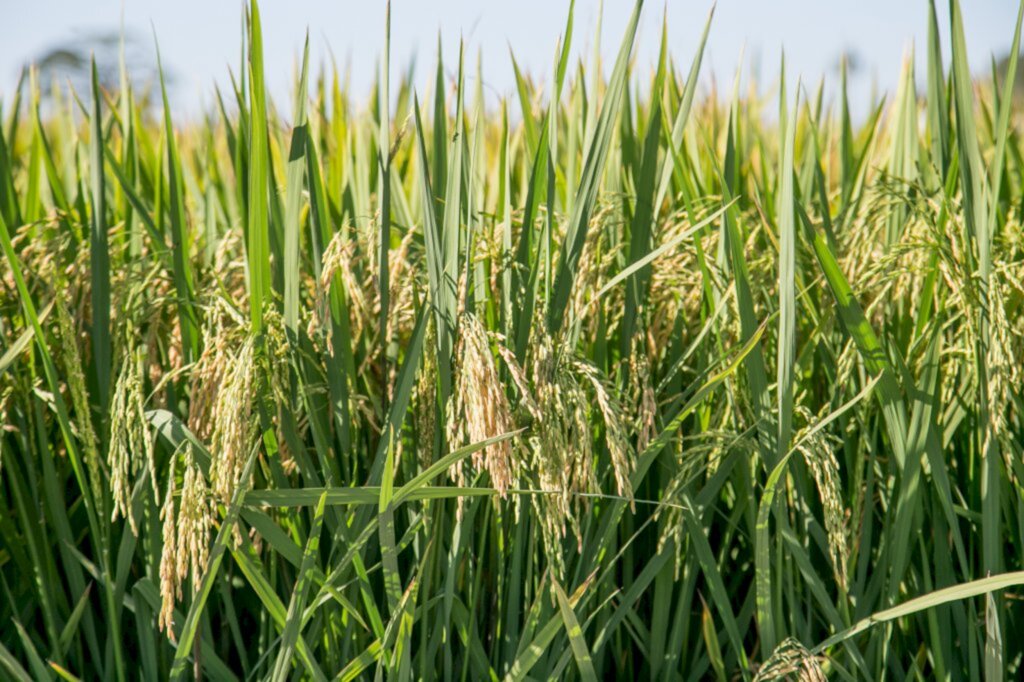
[1,1,1020,120]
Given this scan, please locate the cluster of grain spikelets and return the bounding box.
[849,186,986,336]
[261,306,298,443]
[569,205,626,337]
[107,261,168,529]
[187,297,257,503]
[313,222,419,356]
[158,443,213,640]
[108,346,153,533]
[648,208,714,351]
[10,217,93,316]
[573,358,634,504]
[918,209,1024,483]
[188,298,244,439]
[982,274,1023,483]
[445,313,516,495]
[54,294,104,508]
[210,227,249,306]
[984,220,1024,474]
[792,406,849,590]
[110,252,179,382]
[157,284,295,639]
[413,319,438,469]
[209,335,257,501]
[11,221,105,493]
[519,332,597,557]
[857,201,940,319]
[493,327,634,565]
[841,181,899,291]
[313,228,370,346]
[311,229,375,434]
[754,637,827,682]
[375,222,420,347]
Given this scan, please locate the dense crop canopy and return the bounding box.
[2,0,1024,679]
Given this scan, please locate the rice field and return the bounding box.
[2,0,1024,679]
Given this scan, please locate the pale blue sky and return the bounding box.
[1,1,1019,119]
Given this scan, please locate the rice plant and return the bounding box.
[2,0,1024,678]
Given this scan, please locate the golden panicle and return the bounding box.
[986,279,1020,483]
[158,459,179,640]
[446,313,516,495]
[189,294,258,505]
[794,407,849,590]
[569,206,625,336]
[524,332,597,557]
[262,307,298,474]
[108,349,152,532]
[177,443,213,589]
[315,229,370,345]
[754,637,827,682]
[649,208,709,347]
[573,358,634,503]
[209,335,256,503]
[158,443,214,641]
[494,339,541,421]
[383,224,420,353]
[188,297,246,443]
